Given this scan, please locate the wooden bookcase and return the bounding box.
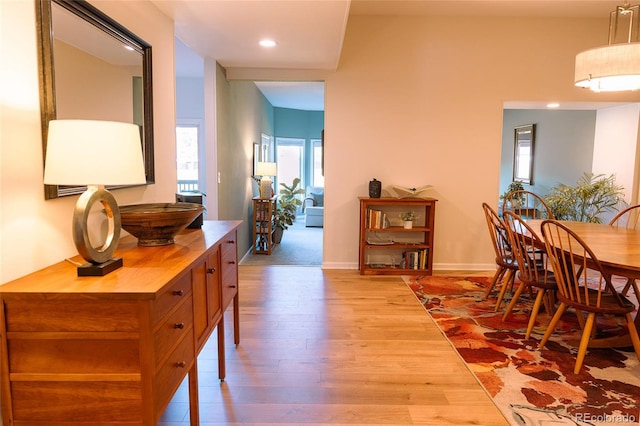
[253,196,276,254]
[359,197,437,275]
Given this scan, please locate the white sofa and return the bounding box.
[303,186,324,227]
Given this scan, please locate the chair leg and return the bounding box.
[539,303,566,349]
[574,309,586,331]
[494,269,515,312]
[502,281,528,321]
[621,278,635,296]
[625,313,640,363]
[484,266,506,300]
[526,289,546,339]
[632,280,640,303]
[542,290,556,315]
[574,313,596,374]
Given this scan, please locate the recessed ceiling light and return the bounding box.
[259,39,277,48]
[547,103,560,108]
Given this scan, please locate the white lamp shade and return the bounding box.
[575,43,640,92]
[255,161,277,177]
[44,120,146,186]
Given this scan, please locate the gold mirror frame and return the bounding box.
[36,0,155,199]
[513,124,535,185]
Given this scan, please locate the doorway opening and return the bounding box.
[242,81,325,266]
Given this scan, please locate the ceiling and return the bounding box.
[155,0,626,110]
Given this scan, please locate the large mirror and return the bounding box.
[36,0,154,199]
[513,124,535,185]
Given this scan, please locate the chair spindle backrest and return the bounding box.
[609,204,640,230]
[502,211,549,285]
[540,220,624,309]
[482,202,512,267]
[502,190,555,220]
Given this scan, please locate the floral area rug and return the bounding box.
[406,275,640,426]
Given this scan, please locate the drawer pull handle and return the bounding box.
[172,289,184,296]
[174,322,185,329]
[228,261,236,265]
[228,285,237,288]
[175,361,187,368]
[207,267,216,274]
[227,240,235,244]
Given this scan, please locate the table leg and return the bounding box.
[234,294,240,346]
[217,318,226,381]
[188,363,200,425]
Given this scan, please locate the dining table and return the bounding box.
[525,219,640,348]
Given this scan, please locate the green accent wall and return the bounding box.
[216,70,275,256]
[274,107,325,188]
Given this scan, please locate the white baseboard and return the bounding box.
[319,262,496,271]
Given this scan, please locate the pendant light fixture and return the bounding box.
[575,2,640,92]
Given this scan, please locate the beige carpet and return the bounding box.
[240,215,323,266]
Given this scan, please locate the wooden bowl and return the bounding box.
[119,203,205,246]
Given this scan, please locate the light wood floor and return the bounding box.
[159,266,508,425]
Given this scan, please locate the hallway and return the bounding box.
[240,215,322,266]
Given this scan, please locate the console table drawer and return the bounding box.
[221,231,237,258]
[8,338,140,374]
[11,380,143,423]
[154,328,195,414]
[153,272,192,324]
[153,295,193,367]
[221,263,238,308]
[221,230,238,309]
[4,299,140,332]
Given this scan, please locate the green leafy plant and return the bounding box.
[278,178,305,207]
[274,203,296,230]
[274,178,305,230]
[399,210,417,222]
[544,172,625,223]
[500,181,525,205]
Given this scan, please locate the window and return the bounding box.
[176,124,200,192]
[311,138,324,187]
[513,124,535,185]
[275,137,304,194]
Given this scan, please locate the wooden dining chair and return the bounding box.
[482,203,518,310]
[539,219,640,374]
[502,211,557,337]
[609,204,640,297]
[609,204,640,229]
[502,190,555,220]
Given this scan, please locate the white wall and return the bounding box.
[0,0,177,283]
[324,15,640,271]
[592,104,640,205]
[5,4,640,283]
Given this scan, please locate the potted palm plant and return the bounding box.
[544,172,625,223]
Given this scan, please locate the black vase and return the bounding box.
[369,178,381,198]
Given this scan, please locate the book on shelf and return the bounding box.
[401,248,429,270]
[366,208,390,229]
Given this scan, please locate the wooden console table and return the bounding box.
[0,220,241,425]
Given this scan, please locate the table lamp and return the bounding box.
[43,119,146,276]
[255,161,277,199]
